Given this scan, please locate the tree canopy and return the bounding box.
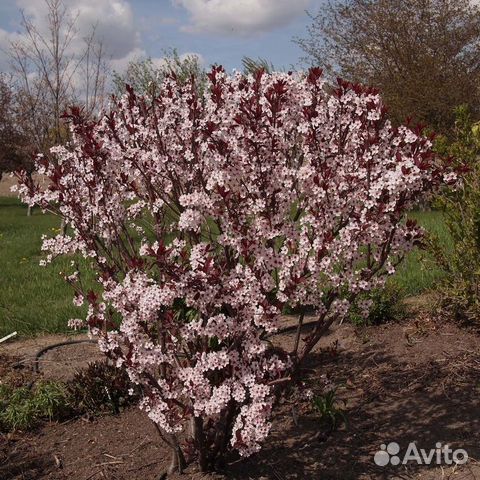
[296,0,480,132]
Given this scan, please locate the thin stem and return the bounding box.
[292,311,305,357]
[193,416,208,472]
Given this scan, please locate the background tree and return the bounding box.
[295,0,480,132]
[9,0,108,155]
[0,75,30,180]
[112,49,205,98]
[6,0,108,218]
[241,56,274,75]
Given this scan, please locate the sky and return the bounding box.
[0,0,325,74]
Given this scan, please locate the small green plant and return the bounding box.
[0,361,141,432]
[349,282,406,326]
[34,381,71,419]
[67,360,140,415]
[0,381,70,431]
[312,389,347,431]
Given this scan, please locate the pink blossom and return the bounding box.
[15,67,457,469]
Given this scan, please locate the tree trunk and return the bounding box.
[193,416,209,472]
[60,217,66,235]
[167,435,186,474]
[154,423,186,476]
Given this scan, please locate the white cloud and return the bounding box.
[0,0,204,103]
[71,0,139,60]
[110,47,148,73]
[175,0,310,36]
[1,1,201,75]
[0,0,141,103]
[15,0,139,61]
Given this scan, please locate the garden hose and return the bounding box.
[33,339,98,374]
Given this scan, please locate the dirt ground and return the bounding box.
[1,306,480,480]
[0,334,102,382]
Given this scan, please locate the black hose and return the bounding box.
[33,339,98,374]
[32,320,320,376]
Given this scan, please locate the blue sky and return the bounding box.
[0,0,324,73]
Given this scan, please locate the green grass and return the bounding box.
[393,210,451,296]
[0,197,450,337]
[0,197,88,337]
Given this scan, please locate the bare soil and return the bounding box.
[1,307,480,480]
[1,334,103,381]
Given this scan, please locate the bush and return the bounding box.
[349,282,406,326]
[0,381,70,431]
[17,67,454,473]
[312,389,347,431]
[67,361,140,415]
[429,105,480,323]
[0,362,139,432]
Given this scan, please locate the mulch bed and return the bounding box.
[1,311,480,479]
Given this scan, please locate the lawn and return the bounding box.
[393,209,452,296]
[0,197,450,337]
[0,197,88,337]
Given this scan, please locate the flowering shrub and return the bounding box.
[16,67,455,473]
